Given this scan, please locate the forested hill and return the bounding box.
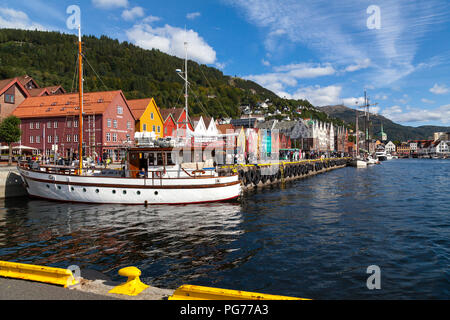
[0,28,322,120]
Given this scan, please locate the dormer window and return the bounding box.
[4,94,14,104]
[117,106,123,114]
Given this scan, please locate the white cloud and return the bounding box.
[186,12,201,20]
[245,62,336,98]
[225,0,449,87]
[291,85,342,107]
[345,59,371,72]
[126,23,216,64]
[342,97,365,106]
[0,8,45,30]
[142,15,161,24]
[92,0,129,9]
[421,98,435,104]
[381,104,450,124]
[429,83,449,95]
[261,59,270,67]
[122,6,144,21]
[273,63,336,78]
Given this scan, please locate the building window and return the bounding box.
[127,121,131,130]
[152,125,156,132]
[36,136,40,143]
[107,119,111,128]
[126,134,130,142]
[143,124,147,131]
[117,106,123,114]
[30,136,34,143]
[47,121,51,129]
[48,136,52,143]
[55,135,59,143]
[30,122,34,129]
[113,120,117,128]
[164,127,167,134]
[67,121,72,128]
[106,133,111,142]
[36,122,40,129]
[157,126,160,133]
[54,121,58,128]
[112,133,117,142]
[4,94,14,104]
[74,134,78,142]
[74,120,78,128]
[151,112,154,120]
[66,135,71,142]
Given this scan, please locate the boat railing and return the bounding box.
[17,161,227,179]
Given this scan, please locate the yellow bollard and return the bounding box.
[108,266,149,296]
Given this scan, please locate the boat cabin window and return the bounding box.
[157,153,163,166]
[148,153,155,166]
[166,153,175,166]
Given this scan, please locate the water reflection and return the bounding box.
[0,199,243,287]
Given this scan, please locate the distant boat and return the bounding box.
[375,151,388,161]
[366,156,379,165]
[350,158,368,168]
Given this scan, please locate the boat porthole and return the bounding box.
[83,188,87,192]
[112,190,116,194]
[137,191,141,195]
[71,187,74,191]
[46,184,50,188]
[95,189,99,193]
[123,190,127,195]
[154,191,158,196]
[57,186,61,190]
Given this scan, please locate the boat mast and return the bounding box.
[78,25,84,174]
[184,41,188,131]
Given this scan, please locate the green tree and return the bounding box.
[0,116,22,165]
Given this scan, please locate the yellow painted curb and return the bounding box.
[108,266,149,296]
[0,261,78,287]
[168,285,310,300]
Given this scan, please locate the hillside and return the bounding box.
[0,28,337,123]
[320,105,450,141]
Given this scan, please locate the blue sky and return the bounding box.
[1,0,450,127]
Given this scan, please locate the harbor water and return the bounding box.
[0,159,448,299]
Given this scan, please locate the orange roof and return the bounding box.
[28,88,50,97]
[13,90,124,118]
[127,98,153,119]
[217,123,234,134]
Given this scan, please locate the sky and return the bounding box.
[1,0,450,127]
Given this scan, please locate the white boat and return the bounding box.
[18,147,241,205]
[16,25,241,205]
[375,151,388,161]
[366,156,379,165]
[386,153,393,160]
[349,158,368,168]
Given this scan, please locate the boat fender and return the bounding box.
[260,173,268,184]
[253,169,261,186]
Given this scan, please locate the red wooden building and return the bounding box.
[159,107,194,137]
[13,90,135,162]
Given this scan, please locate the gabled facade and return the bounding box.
[160,109,177,137]
[385,141,396,153]
[13,90,135,162]
[0,78,30,119]
[128,98,164,138]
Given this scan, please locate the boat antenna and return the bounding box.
[77,24,84,174]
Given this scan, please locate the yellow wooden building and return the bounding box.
[127,98,164,138]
